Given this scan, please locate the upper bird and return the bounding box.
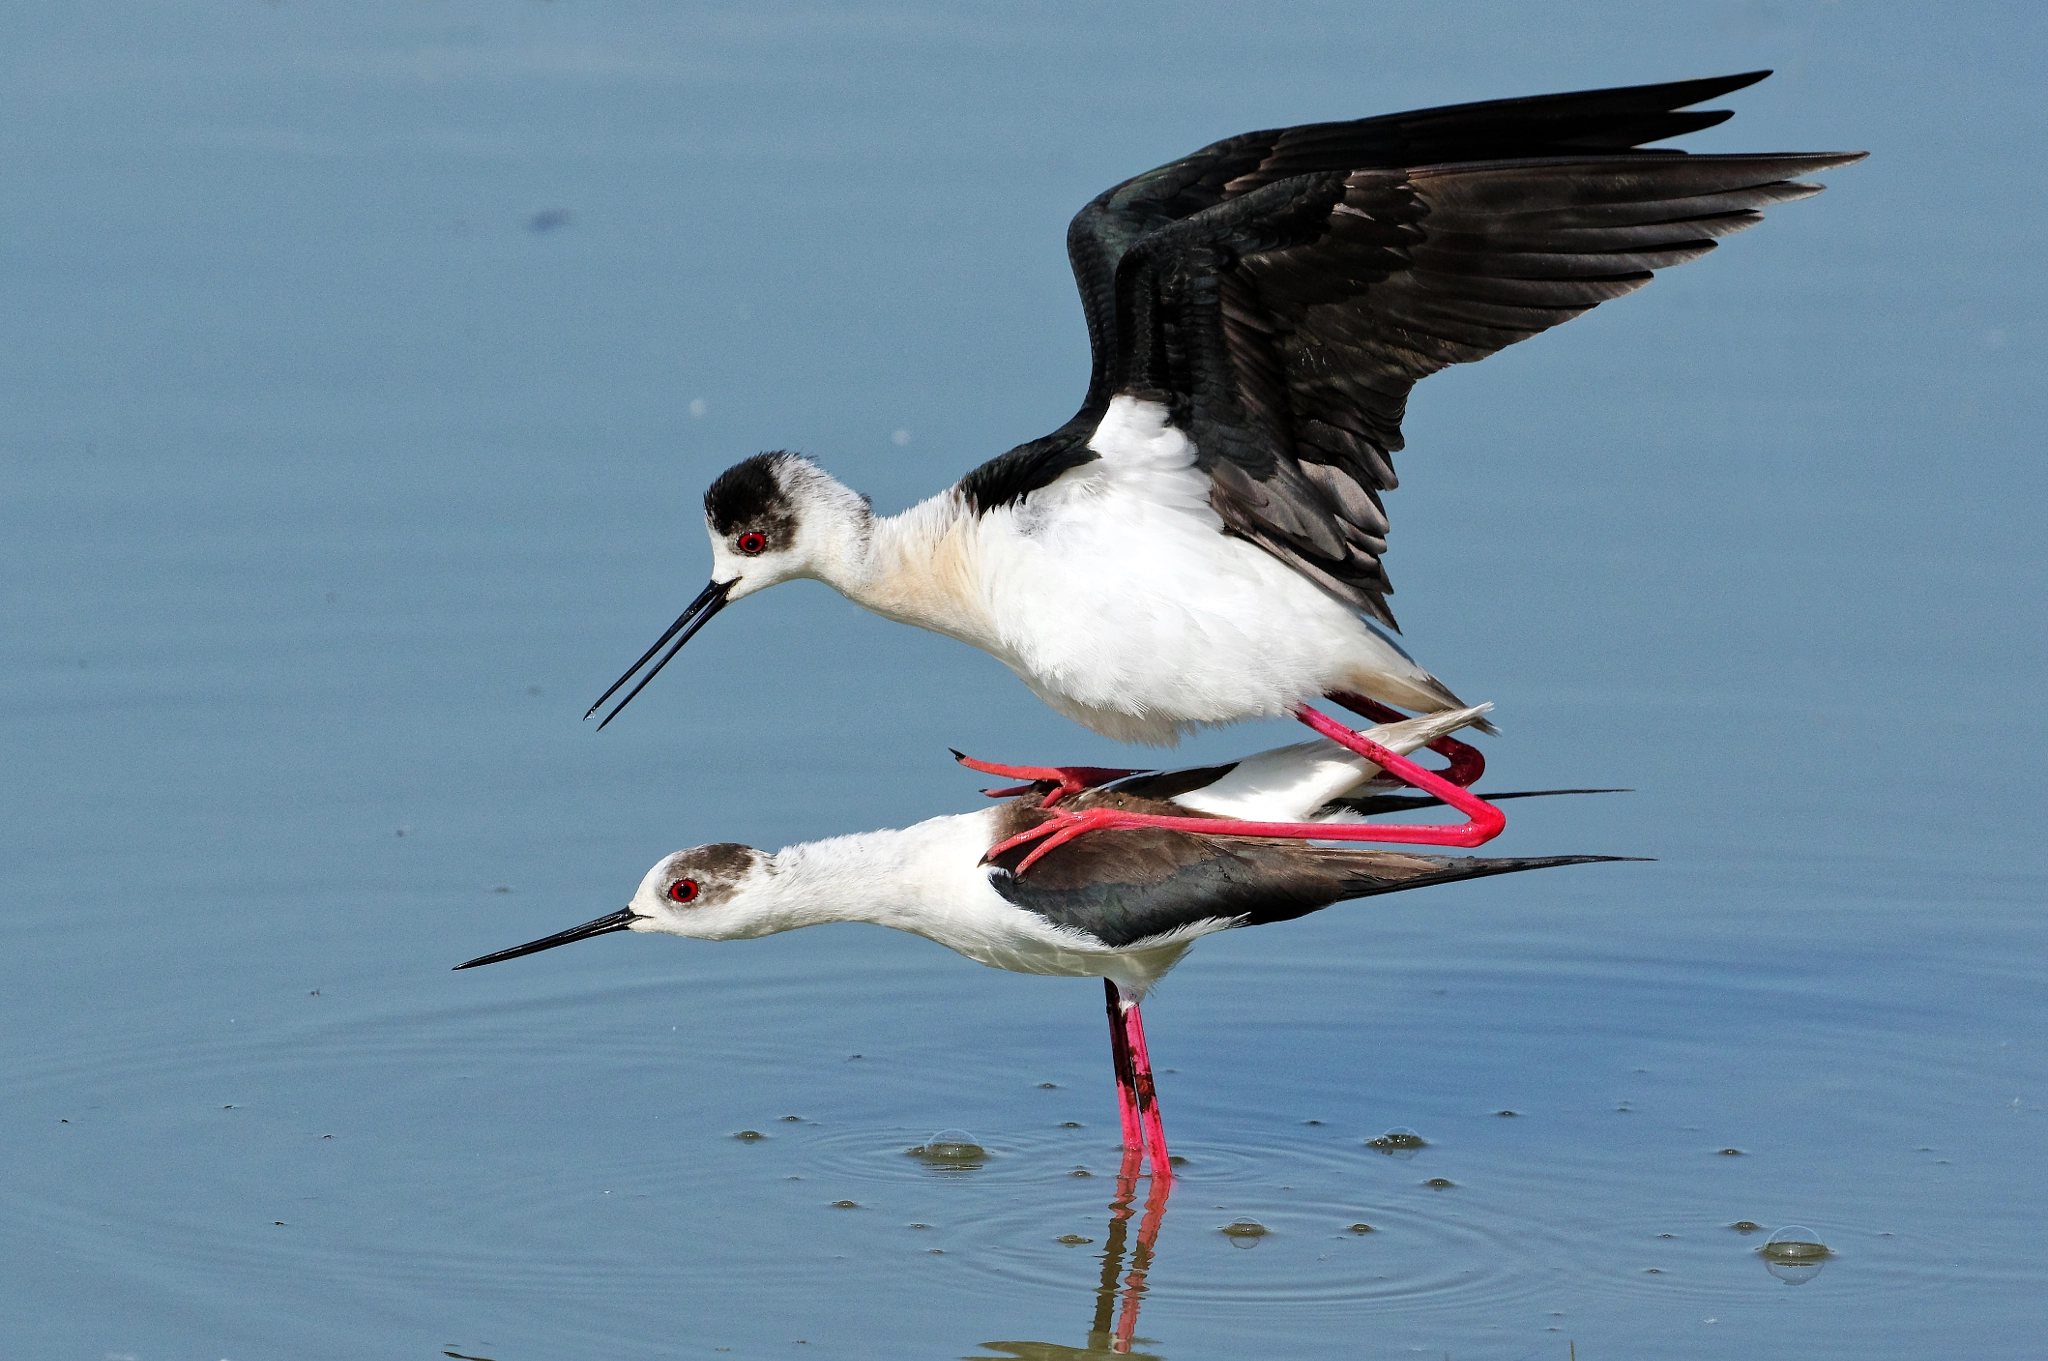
[590,71,1862,746]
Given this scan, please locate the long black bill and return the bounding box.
[453,907,642,970]
[585,578,734,730]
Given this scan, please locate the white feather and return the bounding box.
[781,396,1468,746]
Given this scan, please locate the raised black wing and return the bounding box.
[957,72,1862,626]
[958,71,1775,514]
[985,793,1622,950]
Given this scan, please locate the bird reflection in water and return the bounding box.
[972,1151,1173,1360]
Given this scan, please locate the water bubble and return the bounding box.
[1060,1121,1082,1129]
[830,1200,860,1209]
[1423,1177,1456,1190]
[731,1130,767,1142]
[1068,1167,1092,1178]
[1495,1110,1519,1117]
[780,1115,804,1122]
[1759,1225,1830,1285]
[906,1128,987,1171]
[1366,1127,1427,1158]
[1166,1155,1189,1166]
[1054,1234,1094,1246]
[1730,1221,1763,1233]
[1219,1218,1268,1247]
[1717,1147,1745,1156]
[1346,1223,1376,1234]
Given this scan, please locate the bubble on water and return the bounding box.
[1495,1110,1519,1117]
[1059,1121,1082,1129]
[1346,1222,1376,1234]
[1219,1218,1268,1246]
[830,1200,860,1209]
[1166,1155,1188,1166]
[1054,1234,1094,1246]
[731,1130,767,1142]
[1423,1178,1456,1190]
[1068,1167,1092,1178]
[779,1115,804,1122]
[1717,1147,1745,1156]
[906,1128,987,1170]
[1730,1221,1763,1233]
[1366,1127,1427,1158]
[1759,1225,1830,1285]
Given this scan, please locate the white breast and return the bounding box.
[968,397,1429,744]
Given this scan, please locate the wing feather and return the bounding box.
[956,73,1861,630]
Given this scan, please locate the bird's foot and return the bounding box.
[984,805,1154,874]
[952,751,1147,806]
[1327,692,1486,788]
[982,727,1506,876]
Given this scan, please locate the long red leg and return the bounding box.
[1118,991,1171,1184]
[953,751,1146,805]
[1326,692,1485,788]
[1104,978,1142,1154]
[984,704,1506,874]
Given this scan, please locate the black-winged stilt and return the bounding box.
[588,72,1862,797]
[458,707,1629,1180]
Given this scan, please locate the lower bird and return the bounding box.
[458,706,1627,1179]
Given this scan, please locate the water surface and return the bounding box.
[3,3,2043,1358]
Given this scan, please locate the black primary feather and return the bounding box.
[955,71,1861,628]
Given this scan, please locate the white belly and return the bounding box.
[972,399,1449,745]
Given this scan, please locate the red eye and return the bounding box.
[667,879,698,903]
[736,532,767,556]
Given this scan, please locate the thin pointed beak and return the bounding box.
[452,907,643,970]
[585,578,734,729]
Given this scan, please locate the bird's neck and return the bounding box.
[752,816,990,936]
[816,489,999,650]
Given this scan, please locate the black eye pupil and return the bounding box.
[738,533,765,554]
[668,880,698,903]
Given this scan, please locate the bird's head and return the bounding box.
[452,842,780,971]
[587,452,871,727]
[703,451,871,602]
[626,842,781,941]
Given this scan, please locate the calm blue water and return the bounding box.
[4,3,2044,1358]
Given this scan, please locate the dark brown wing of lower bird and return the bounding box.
[984,790,1627,951]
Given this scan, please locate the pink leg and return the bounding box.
[1117,988,1172,1184]
[953,751,1146,806]
[1326,692,1486,788]
[985,704,1507,875]
[1104,978,1142,1154]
